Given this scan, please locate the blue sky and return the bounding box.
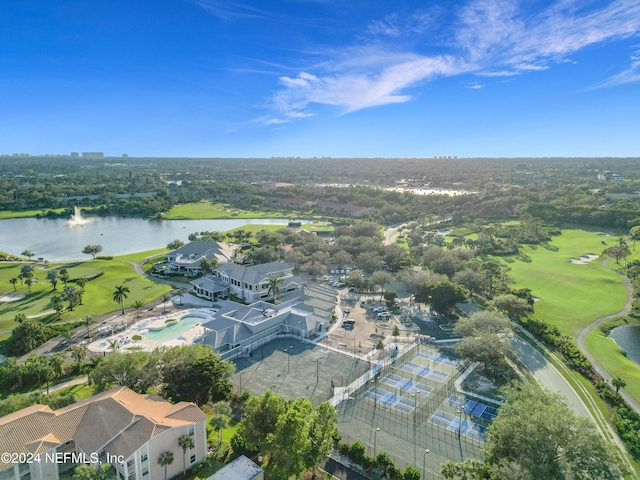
[1,0,639,158]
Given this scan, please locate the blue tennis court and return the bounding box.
[381,374,433,397]
[362,386,417,414]
[445,395,499,421]
[416,350,462,367]
[398,361,449,383]
[428,410,487,442]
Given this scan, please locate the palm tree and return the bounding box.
[161,294,171,314]
[108,339,119,352]
[46,270,59,290]
[63,285,81,311]
[51,295,64,320]
[209,401,231,448]
[612,376,627,394]
[113,285,131,315]
[157,451,174,480]
[71,345,87,373]
[76,277,87,293]
[25,278,33,292]
[14,313,26,324]
[177,288,184,306]
[178,435,195,477]
[266,275,284,304]
[132,300,144,319]
[9,277,18,291]
[84,315,93,338]
[49,352,65,379]
[59,269,70,286]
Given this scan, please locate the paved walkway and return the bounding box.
[575,258,640,415]
[43,375,88,394]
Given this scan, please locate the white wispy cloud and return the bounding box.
[596,49,640,87]
[254,0,640,124]
[269,52,463,120]
[456,0,640,73]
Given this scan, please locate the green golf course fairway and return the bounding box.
[498,229,627,337]
[167,202,283,220]
[586,327,640,402]
[0,259,171,332]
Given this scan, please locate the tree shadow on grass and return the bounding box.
[540,242,559,252]
[516,253,532,263]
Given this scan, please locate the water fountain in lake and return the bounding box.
[67,206,91,227]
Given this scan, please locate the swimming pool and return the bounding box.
[143,316,202,343]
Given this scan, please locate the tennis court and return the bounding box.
[428,410,488,442]
[381,373,433,397]
[398,361,449,382]
[416,350,462,368]
[445,395,499,421]
[362,386,418,413]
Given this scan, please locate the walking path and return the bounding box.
[43,375,88,394]
[575,258,640,414]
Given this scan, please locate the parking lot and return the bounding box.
[325,291,408,357]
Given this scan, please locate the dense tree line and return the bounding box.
[231,390,338,479]
[88,344,234,406]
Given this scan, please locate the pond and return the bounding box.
[0,216,296,261]
[609,325,640,366]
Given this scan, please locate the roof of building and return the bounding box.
[215,262,294,285]
[0,387,206,469]
[191,276,230,293]
[208,455,263,480]
[169,241,222,257]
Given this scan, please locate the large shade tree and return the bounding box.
[485,384,621,480]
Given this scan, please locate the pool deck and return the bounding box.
[87,309,212,353]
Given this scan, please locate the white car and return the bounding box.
[114,324,126,332]
[373,306,386,312]
[377,312,391,317]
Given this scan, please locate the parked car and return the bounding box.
[373,306,386,312]
[377,312,391,318]
[114,324,126,332]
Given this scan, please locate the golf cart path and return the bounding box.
[576,257,640,414]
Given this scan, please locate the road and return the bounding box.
[513,335,593,420]
[383,223,409,246]
[576,258,640,414]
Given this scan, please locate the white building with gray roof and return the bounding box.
[194,262,304,303]
[200,284,336,359]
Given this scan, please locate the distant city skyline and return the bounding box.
[1,1,639,158]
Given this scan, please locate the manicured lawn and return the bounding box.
[114,248,168,263]
[223,222,323,236]
[0,259,172,332]
[0,208,67,220]
[55,383,93,401]
[167,202,283,220]
[496,229,628,337]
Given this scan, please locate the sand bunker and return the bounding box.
[0,294,25,302]
[570,254,599,265]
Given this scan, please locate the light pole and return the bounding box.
[313,358,322,383]
[423,449,430,478]
[239,372,243,395]
[298,320,302,340]
[456,409,462,439]
[287,345,293,371]
[353,338,356,356]
[373,427,380,457]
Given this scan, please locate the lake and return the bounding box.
[609,325,640,366]
[0,216,296,261]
